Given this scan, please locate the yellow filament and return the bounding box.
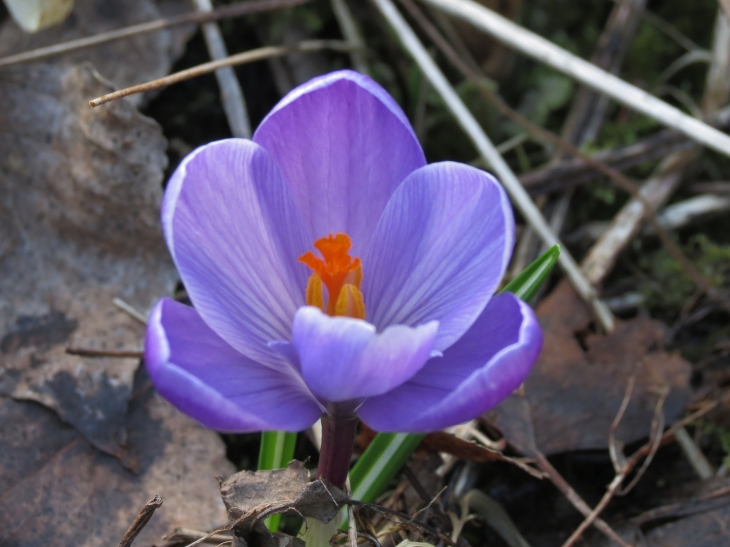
[305,272,325,312]
[335,284,366,320]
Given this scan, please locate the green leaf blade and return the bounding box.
[349,432,425,504]
[258,431,297,532]
[500,244,560,302]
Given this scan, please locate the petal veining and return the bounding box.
[253,70,426,256]
[358,293,541,432]
[362,162,515,351]
[145,299,322,432]
[291,306,438,403]
[163,138,311,370]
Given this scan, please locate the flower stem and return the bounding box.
[317,406,358,489]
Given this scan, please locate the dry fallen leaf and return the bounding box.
[221,461,347,525]
[486,280,691,455]
[0,62,177,458]
[0,368,234,547]
[219,462,346,547]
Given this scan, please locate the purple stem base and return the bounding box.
[317,407,359,490]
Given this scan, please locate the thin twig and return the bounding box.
[371,0,615,331]
[89,41,354,107]
[113,298,147,324]
[691,181,730,193]
[519,130,693,194]
[615,390,730,480]
[0,0,312,68]
[423,431,544,479]
[631,483,730,524]
[532,448,633,547]
[674,427,715,480]
[66,347,143,359]
[608,376,637,474]
[578,194,730,242]
[346,499,457,547]
[721,0,730,24]
[579,151,696,286]
[346,477,359,547]
[464,490,532,547]
[331,0,369,74]
[194,0,251,138]
[160,528,231,547]
[457,423,506,451]
[561,475,625,547]
[617,386,669,495]
[420,0,730,158]
[118,495,163,547]
[182,503,275,547]
[640,9,702,52]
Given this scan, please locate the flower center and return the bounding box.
[299,233,365,319]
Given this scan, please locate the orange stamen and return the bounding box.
[299,233,365,318]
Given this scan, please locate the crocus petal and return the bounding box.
[362,162,514,352]
[253,70,426,255]
[145,298,322,432]
[163,139,311,370]
[358,293,541,432]
[291,306,438,403]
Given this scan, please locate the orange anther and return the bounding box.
[299,233,365,318]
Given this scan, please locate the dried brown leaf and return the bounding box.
[486,281,691,455]
[220,463,346,546]
[221,461,347,528]
[0,62,176,458]
[0,369,235,547]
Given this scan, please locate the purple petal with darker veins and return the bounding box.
[362,162,514,352]
[358,293,541,432]
[163,139,311,371]
[253,70,426,256]
[291,306,438,403]
[145,298,322,432]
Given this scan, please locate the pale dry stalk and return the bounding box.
[420,0,730,158]
[330,0,369,74]
[193,0,251,138]
[371,0,616,331]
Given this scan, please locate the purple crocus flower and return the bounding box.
[145,70,542,486]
